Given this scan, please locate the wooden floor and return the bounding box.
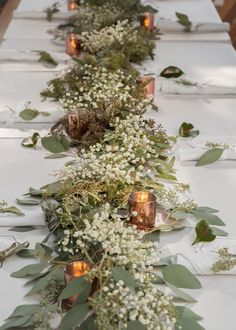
[0,0,21,41]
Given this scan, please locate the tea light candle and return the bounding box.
[65,33,80,57]
[64,261,90,308]
[129,191,157,231]
[138,76,155,99]
[140,12,154,31]
[67,0,79,11]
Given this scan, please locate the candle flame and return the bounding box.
[68,261,90,277]
[144,17,151,28]
[70,36,78,49]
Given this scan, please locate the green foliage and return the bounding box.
[160,66,184,79]
[162,264,202,289]
[41,134,70,154]
[179,122,199,138]
[192,220,216,245]
[34,50,58,66]
[0,205,24,215]
[176,12,192,32]
[44,1,60,22]
[112,267,138,287]
[21,132,40,148]
[196,148,224,166]
[58,303,90,330]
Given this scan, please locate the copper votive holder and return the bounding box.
[65,33,80,57]
[129,191,157,231]
[140,12,154,31]
[138,76,155,99]
[64,261,91,308]
[68,112,80,139]
[67,0,79,11]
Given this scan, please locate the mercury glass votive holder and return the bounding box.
[65,33,80,57]
[140,12,154,31]
[138,76,155,99]
[129,191,157,231]
[64,261,91,308]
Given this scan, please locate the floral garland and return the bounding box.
[2,1,225,329]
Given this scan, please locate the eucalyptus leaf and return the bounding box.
[59,276,87,300]
[175,317,204,330]
[192,220,216,245]
[160,66,184,79]
[7,304,40,319]
[175,305,204,330]
[176,12,192,32]
[176,306,203,321]
[25,187,44,197]
[16,249,35,258]
[179,122,199,138]
[143,231,160,242]
[41,180,63,195]
[16,198,40,206]
[112,267,138,288]
[41,134,70,154]
[11,261,48,278]
[58,303,89,330]
[191,209,225,226]
[45,153,67,159]
[0,206,24,216]
[167,282,197,303]
[19,108,39,121]
[162,264,201,289]
[26,268,62,296]
[196,148,224,166]
[21,132,40,148]
[0,315,32,329]
[34,51,58,67]
[194,206,218,214]
[211,226,228,237]
[8,226,37,232]
[73,281,92,305]
[35,242,53,258]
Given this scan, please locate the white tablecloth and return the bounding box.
[0,0,236,329]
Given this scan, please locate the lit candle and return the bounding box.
[67,0,79,11]
[140,12,154,31]
[65,33,80,57]
[138,76,155,99]
[129,191,157,231]
[64,261,91,308]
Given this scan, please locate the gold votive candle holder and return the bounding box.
[138,76,155,99]
[140,12,154,31]
[64,261,91,308]
[67,0,79,10]
[65,33,80,57]
[129,191,157,231]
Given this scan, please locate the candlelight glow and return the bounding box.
[65,261,90,278]
[68,0,79,11]
[140,13,154,31]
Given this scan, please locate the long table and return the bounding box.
[0,1,236,329]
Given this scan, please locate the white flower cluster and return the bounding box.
[59,64,150,112]
[92,279,176,330]
[59,203,158,271]
[80,20,137,54]
[51,4,124,39]
[56,114,161,184]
